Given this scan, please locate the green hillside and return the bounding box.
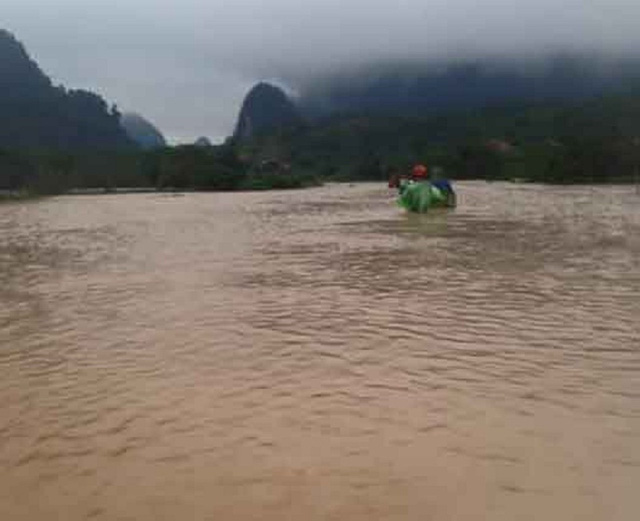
[238,94,640,183]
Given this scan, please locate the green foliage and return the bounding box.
[0,149,35,189]
[242,171,317,190]
[0,141,324,195]
[238,93,640,184]
[452,144,505,180]
[142,145,247,190]
[4,83,640,195]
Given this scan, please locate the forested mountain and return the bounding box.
[237,93,640,184]
[121,112,167,149]
[233,82,303,140]
[0,29,133,150]
[230,54,640,184]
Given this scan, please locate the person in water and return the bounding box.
[412,163,428,181]
[408,163,457,207]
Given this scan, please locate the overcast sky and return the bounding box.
[5,1,640,143]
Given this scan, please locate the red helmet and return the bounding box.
[412,164,428,178]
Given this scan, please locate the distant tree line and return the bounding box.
[3,95,640,197]
[239,94,640,184]
[0,144,320,195]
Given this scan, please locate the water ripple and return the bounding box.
[0,184,638,520]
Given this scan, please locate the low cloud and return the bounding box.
[5,0,640,141]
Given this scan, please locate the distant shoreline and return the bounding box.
[3,179,639,203]
[0,190,41,202]
[66,187,159,195]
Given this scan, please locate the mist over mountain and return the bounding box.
[232,52,640,186]
[121,112,166,149]
[294,54,640,120]
[0,28,133,150]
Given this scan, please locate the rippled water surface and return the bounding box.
[1,183,639,520]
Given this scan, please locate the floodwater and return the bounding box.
[1,182,638,520]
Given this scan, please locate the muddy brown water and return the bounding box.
[1,182,639,520]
